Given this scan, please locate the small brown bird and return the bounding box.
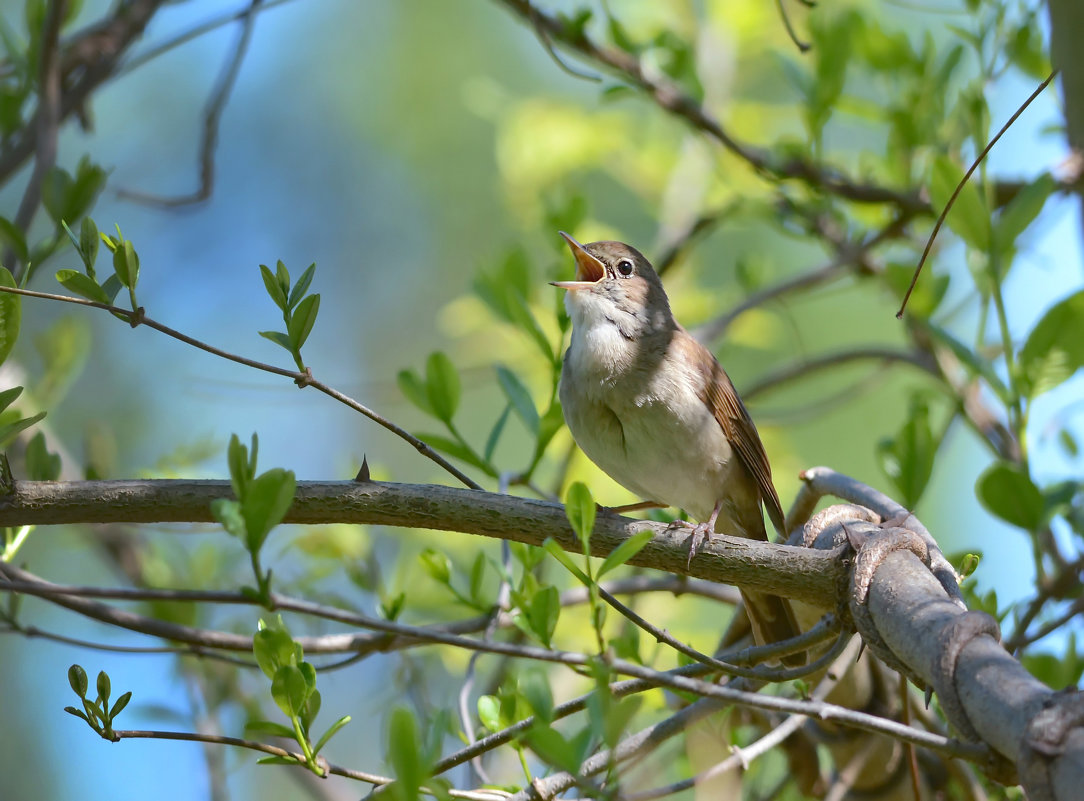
[553,232,801,659]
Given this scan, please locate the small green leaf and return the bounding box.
[96,671,111,707]
[287,293,320,351]
[0,217,28,264]
[64,706,92,725]
[300,686,321,732]
[109,691,132,721]
[388,706,424,801]
[313,715,351,754]
[68,664,88,697]
[929,155,990,251]
[210,498,246,540]
[977,462,1044,531]
[477,695,501,732]
[112,238,130,287]
[526,724,579,773]
[79,217,99,274]
[525,585,559,647]
[496,366,539,433]
[483,403,512,462]
[520,670,554,723]
[0,386,22,412]
[598,531,654,578]
[25,431,60,480]
[417,433,494,476]
[1018,290,1084,398]
[994,173,1055,254]
[542,538,591,584]
[56,269,110,305]
[397,369,433,416]
[253,617,299,679]
[468,552,486,605]
[0,410,46,447]
[101,274,123,303]
[245,719,296,739]
[876,395,936,508]
[271,664,310,717]
[419,548,452,584]
[226,432,250,498]
[241,468,297,551]
[259,330,293,352]
[274,261,291,297]
[564,481,596,549]
[260,264,287,311]
[425,352,460,423]
[0,266,20,365]
[288,263,316,310]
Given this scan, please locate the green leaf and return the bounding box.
[64,706,92,725]
[388,706,424,801]
[397,369,434,416]
[564,481,596,550]
[300,686,321,732]
[25,431,60,480]
[477,695,501,732]
[0,217,28,264]
[260,264,287,311]
[419,548,452,584]
[96,671,111,707]
[271,664,310,718]
[0,386,22,413]
[526,724,580,773]
[884,262,949,318]
[259,330,293,353]
[929,155,990,251]
[876,395,936,508]
[520,670,554,723]
[274,260,291,298]
[923,322,1012,405]
[542,538,591,585]
[1018,290,1084,398]
[425,352,460,423]
[245,719,297,739]
[79,216,99,274]
[525,585,559,647]
[288,263,316,310]
[226,432,251,498]
[41,166,73,224]
[598,531,653,578]
[241,468,296,551]
[496,366,539,433]
[532,402,565,464]
[112,238,131,287]
[68,664,88,698]
[505,285,554,363]
[253,618,300,679]
[56,269,110,305]
[468,552,486,605]
[0,266,19,365]
[483,403,512,462]
[287,293,320,351]
[977,462,1044,531]
[101,274,123,304]
[0,409,45,448]
[313,715,351,754]
[994,173,1055,254]
[109,691,132,721]
[416,432,494,476]
[210,498,246,540]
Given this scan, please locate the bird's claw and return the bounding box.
[665,519,714,569]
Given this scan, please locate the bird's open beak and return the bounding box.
[551,231,605,290]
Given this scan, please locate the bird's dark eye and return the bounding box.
[617,259,634,277]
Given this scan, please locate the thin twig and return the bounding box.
[0,283,483,489]
[896,70,1057,318]
[5,0,67,278]
[117,0,263,206]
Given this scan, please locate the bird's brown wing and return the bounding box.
[688,333,786,537]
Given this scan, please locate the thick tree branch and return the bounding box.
[0,478,840,604]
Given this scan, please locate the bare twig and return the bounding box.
[117,0,264,207]
[896,71,1058,318]
[0,284,483,489]
[5,0,67,278]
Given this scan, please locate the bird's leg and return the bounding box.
[667,499,723,569]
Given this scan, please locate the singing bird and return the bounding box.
[553,232,801,660]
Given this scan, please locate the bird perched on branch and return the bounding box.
[553,232,802,662]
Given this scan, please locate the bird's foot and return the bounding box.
[666,519,714,569]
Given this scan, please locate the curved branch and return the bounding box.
[742,347,940,401]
